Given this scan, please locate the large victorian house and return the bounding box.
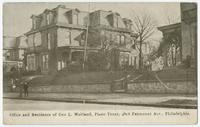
[25,5,138,74]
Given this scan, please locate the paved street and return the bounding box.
[3,99,183,110]
[4,92,197,104]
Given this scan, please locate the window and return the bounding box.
[27,55,30,70]
[119,52,129,66]
[116,35,120,44]
[73,14,78,25]
[33,19,36,29]
[46,55,49,69]
[120,35,125,45]
[42,55,45,69]
[47,13,51,25]
[35,32,42,46]
[47,33,51,50]
[57,61,61,71]
[27,35,34,48]
[19,50,24,60]
[27,54,36,71]
[42,54,49,70]
[31,55,36,70]
[113,16,119,27]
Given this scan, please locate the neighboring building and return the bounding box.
[3,35,27,72]
[158,23,182,67]
[25,5,139,73]
[181,3,197,68]
[157,3,197,68]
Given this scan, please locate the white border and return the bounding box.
[0,0,199,127]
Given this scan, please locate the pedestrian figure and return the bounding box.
[23,82,29,97]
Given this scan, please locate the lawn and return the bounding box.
[28,71,140,86]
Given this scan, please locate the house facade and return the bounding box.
[3,35,27,72]
[25,5,138,74]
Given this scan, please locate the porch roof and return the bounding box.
[57,46,101,51]
[157,23,181,33]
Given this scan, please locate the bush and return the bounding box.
[87,51,107,71]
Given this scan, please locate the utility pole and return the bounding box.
[83,2,90,71]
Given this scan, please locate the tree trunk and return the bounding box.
[171,45,174,66]
[139,37,142,70]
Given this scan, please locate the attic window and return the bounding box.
[33,19,36,29]
[113,15,119,28]
[120,35,125,45]
[73,14,78,25]
[46,13,51,25]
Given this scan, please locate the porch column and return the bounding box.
[69,49,72,62]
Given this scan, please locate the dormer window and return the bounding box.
[73,14,78,25]
[123,18,132,30]
[33,19,36,29]
[113,15,119,28]
[107,13,120,28]
[120,35,125,45]
[46,13,51,25]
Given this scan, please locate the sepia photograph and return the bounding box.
[2,2,198,124]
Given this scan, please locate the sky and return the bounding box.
[3,2,181,45]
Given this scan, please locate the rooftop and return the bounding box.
[157,22,181,32]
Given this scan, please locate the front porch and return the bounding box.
[56,46,99,71]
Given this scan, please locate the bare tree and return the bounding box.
[164,8,180,25]
[131,11,157,69]
[166,15,180,25]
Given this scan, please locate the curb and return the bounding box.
[3,97,197,109]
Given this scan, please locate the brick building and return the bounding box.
[25,5,139,73]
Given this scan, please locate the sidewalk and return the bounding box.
[3,92,197,109]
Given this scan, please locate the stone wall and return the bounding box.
[27,83,111,93]
[4,80,197,94]
[127,80,197,94]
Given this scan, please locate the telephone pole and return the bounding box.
[83,2,90,71]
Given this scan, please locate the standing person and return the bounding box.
[23,82,29,97]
